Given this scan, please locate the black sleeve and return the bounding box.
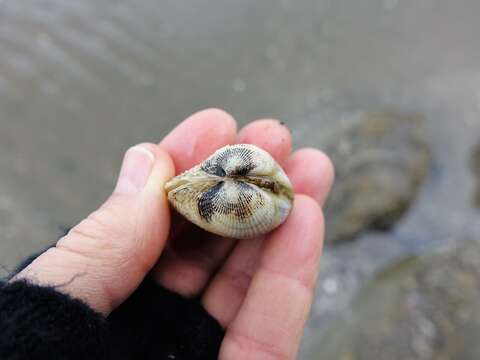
[0,280,109,360]
[108,277,225,360]
[0,250,224,360]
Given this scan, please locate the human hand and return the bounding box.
[14,109,334,359]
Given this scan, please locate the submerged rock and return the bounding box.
[323,111,430,243]
[314,239,480,360]
[470,142,480,207]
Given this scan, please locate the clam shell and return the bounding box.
[164,144,294,239]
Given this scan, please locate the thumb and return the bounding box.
[13,143,175,315]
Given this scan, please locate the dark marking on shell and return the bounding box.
[198,181,224,222]
[197,180,265,223]
[200,162,226,177]
[233,182,256,219]
[231,162,255,176]
[201,146,256,177]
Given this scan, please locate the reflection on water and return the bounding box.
[1,0,480,357]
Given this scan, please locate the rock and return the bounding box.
[313,239,480,360]
[323,111,430,243]
[470,142,480,207]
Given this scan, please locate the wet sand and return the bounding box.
[1,0,480,357]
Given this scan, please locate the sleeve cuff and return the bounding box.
[0,280,109,360]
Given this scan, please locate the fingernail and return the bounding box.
[114,146,155,195]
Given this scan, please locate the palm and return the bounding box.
[154,110,333,359]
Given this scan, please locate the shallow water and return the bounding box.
[1,0,480,357]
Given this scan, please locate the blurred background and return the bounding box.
[1,0,480,358]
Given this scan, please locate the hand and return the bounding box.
[14,109,334,359]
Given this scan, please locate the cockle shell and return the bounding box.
[164,144,294,239]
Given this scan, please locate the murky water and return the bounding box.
[1,0,480,357]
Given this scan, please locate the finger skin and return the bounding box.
[284,148,334,205]
[219,195,324,360]
[202,147,332,326]
[155,117,293,296]
[236,119,292,164]
[201,236,263,327]
[154,108,238,295]
[13,144,175,315]
[160,108,237,173]
[155,230,236,296]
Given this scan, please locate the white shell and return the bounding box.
[164,144,294,239]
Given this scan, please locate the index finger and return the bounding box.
[160,108,237,173]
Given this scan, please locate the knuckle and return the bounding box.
[81,203,131,241]
[60,204,134,262]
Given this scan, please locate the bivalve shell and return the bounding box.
[164,144,294,239]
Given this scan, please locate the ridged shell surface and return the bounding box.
[164,144,294,239]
